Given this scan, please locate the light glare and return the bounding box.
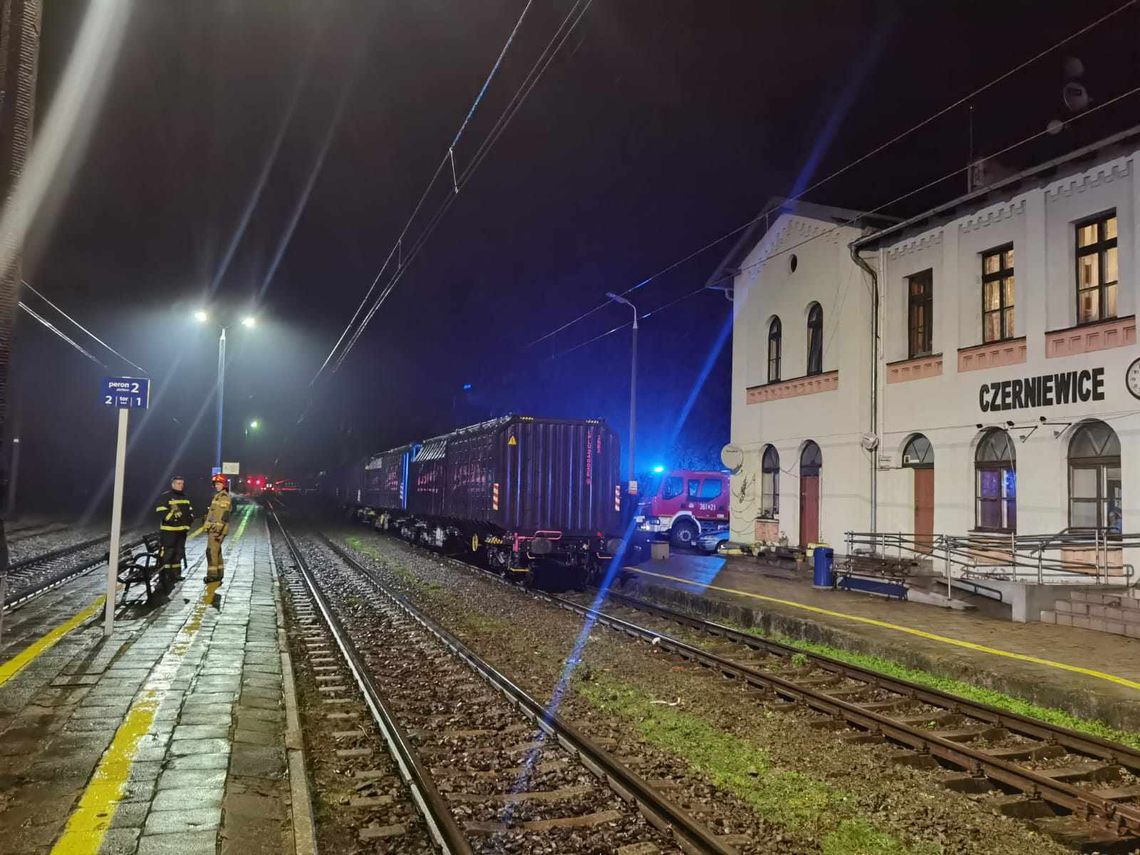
[241,316,256,328]
[193,309,208,323]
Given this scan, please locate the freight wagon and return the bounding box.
[351,415,624,584]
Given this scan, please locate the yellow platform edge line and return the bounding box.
[50,507,254,855]
[625,566,1140,692]
[50,696,158,855]
[0,596,105,688]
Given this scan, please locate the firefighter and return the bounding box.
[155,475,194,590]
[205,473,233,584]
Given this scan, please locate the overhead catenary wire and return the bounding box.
[18,302,104,367]
[311,0,538,385]
[544,82,1140,360]
[328,0,594,376]
[20,279,147,374]
[526,0,1140,349]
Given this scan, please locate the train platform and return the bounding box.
[620,551,1140,733]
[0,503,313,855]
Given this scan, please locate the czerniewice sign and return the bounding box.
[979,367,1104,413]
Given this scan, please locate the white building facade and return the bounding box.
[726,132,1140,583]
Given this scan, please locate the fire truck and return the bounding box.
[635,469,730,547]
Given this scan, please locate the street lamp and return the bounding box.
[249,419,260,430]
[606,291,638,494]
[194,309,257,471]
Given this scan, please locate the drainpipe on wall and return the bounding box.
[849,239,878,534]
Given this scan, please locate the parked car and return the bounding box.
[696,529,730,554]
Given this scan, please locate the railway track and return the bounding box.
[2,533,145,611]
[7,520,70,541]
[340,522,1140,851]
[548,588,1140,849]
[272,513,738,854]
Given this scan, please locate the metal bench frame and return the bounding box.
[117,533,163,604]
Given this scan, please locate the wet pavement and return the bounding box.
[0,504,303,855]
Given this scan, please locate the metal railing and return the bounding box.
[844,529,1136,597]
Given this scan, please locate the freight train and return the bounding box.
[328,415,627,585]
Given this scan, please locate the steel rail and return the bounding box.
[341,526,1140,840]
[594,590,1140,770]
[541,589,1140,839]
[271,513,472,855]
[3,535,145,611]
[314,529,737,855]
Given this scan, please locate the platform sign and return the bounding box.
[101,376,149,409]
[100,377,150,636]
[222,461,240,475]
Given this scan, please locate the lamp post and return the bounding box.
[195,310,256,471]
[606,292,638,494]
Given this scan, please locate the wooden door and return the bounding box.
[799,475,819,546]
[913,467,934,552]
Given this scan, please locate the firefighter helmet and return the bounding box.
[211,473,228,487]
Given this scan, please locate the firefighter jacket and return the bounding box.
[205,491,232,537]
[156,489,194,533]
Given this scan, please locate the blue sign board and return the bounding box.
[101,376,150,410]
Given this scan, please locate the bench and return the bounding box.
[117,533,163,604]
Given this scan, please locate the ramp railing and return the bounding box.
[844,529,1136,597]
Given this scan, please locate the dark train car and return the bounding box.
[383,415,622,581]
[364,444,414,511]
[319,458,367,505]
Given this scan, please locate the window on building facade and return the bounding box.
[806,302,823,375]
[907,270,933,358]
[767,317,782,382]
[760,445,779,518]
[982,245,1015,342]
[975,429,1016,532]
[1076,211,1118,325]
[902,434,934,467]
[1068,420,1121,532]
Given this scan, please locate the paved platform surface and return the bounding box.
[621,552,1140,732]
[0,503,307,855]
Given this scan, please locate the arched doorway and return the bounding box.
[1068,420,1121,532]
[799,441,822,546]
[902,434,934,550]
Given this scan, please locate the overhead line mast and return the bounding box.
[0,0,41,633]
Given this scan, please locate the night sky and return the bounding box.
[11,0,1140,518]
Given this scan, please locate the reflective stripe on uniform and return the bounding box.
[160,525,191,532]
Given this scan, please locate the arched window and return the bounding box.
[806,302,823,376]
[767,317,782,383]
[975,429,1016,532]
[760,445,779,518]
[902,434,934,468]
[800,441,822,475]
[1068,420,1121,531]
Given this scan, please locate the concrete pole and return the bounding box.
[105,407,128,636]
[215,326,226,471]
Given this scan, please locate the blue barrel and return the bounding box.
[812,546,834,589]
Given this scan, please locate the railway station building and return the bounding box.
[722,127,1140,593]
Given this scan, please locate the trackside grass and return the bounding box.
[744,628,1140,751]
[577,674,935,855]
